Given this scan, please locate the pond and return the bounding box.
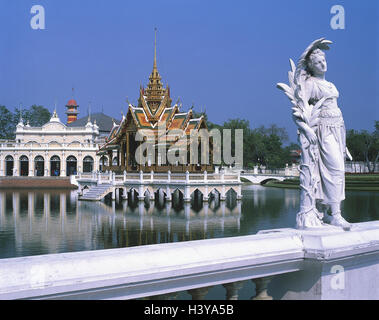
[1,184,377,260]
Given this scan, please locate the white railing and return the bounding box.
[1,220,378,300]
[75,170,241,186]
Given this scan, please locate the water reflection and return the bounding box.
[0,189,242,259]
[0,185,378,259]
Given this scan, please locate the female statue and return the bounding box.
[277,38,352,229]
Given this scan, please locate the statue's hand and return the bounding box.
[304,128,317,144]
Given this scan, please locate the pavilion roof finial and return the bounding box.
[154,27,157,70]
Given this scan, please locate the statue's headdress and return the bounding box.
[295,38,332,81]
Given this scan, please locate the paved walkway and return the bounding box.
[0,177,77,189]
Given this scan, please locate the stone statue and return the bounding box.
[277,38,352,230]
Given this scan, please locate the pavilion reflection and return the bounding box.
[0,190,242,257]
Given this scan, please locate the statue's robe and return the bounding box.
[306,77,346,205]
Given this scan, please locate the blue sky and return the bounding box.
[0,0,377,142]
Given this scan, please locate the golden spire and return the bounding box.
[144,27,164,114]
[153,27,157,71]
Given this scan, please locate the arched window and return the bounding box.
[5,155,14,176]
[66,156,77,176]
[19,155,29,176]
[83,156,94,173]
[34,156,44,176]
[50,155,61,176]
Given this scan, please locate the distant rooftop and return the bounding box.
[67,112,120,134]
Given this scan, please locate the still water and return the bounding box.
[0,184,378,260]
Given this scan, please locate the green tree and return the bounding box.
[0,106,16,139]
[14,105,51,127]
[346,121,379,173]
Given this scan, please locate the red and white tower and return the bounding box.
[65,91,79,124]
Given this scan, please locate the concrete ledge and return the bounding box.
[0,233,303,300]
[0,221,379,300]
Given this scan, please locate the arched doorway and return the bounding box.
[83,156,94,173]
[66,156,77,176]
[19,155,29,176]
[34,156,44,176]
[5,155,14,176]
[50,155,61,176]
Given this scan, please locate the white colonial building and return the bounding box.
[0,108,116,177]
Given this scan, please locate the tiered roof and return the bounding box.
[99,31,206,152]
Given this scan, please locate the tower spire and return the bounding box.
[154,27,157,70]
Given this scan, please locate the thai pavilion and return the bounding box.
[97,35,214,173]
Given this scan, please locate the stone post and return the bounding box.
[150,170,154,182]
[167,170,171,183]
[187,287,212,300]
[223,281,244,300]
[251,277,273,300]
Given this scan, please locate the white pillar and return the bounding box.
[45,155,49,177]
[285,163,289,176]
[203,185,209,202]
[184,186,191,202]
[14,154,19,176]
[29,156,34,176]
[150,170,154,182]
[60,154,66,177]
[0,155,3,177]
[138,185,145,201]
[166,186,172,201]
[236,185,242,200]
[220,185,226,201]
[122,187,128,200]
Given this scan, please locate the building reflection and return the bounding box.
[0,190,242,258]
